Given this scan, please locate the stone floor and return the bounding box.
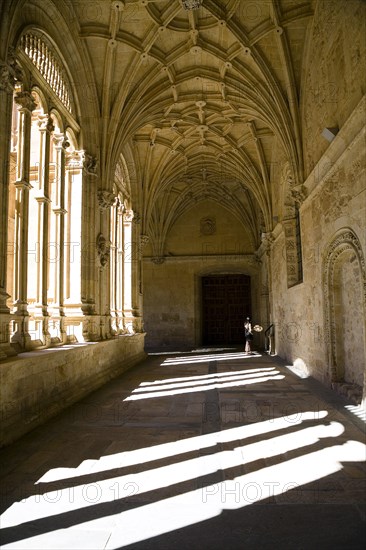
[0,349,365,550]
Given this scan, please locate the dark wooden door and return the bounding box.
[202,274,251,345]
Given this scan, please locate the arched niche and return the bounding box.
[323,228,366,404]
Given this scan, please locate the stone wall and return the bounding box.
[302,0,366,174]
[143,200,260,350]
[271,95,366,399]
[0,334,146,447]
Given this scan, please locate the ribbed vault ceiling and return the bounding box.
[77,0,312,253]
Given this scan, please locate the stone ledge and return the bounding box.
[0,334,146,448]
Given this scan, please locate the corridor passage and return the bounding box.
[0,350,365,550]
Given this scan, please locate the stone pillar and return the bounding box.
[51,133,68,343]
[261,232,275,354]
[0,58,18,358]
[80,153,99,341]
[131,211,143,333]
[11,91,37,349]
[34,114,54,347]
[63,150,83,342]
[123,209,134,332]
[97,189,115,339]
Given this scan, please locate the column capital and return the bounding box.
[14,90,37,112]
[52,132,70,150]
[38,114,55,134]
[14,179,33,190]
[65,149,84,168]
[123,209,134,223]
[97,189,116,210]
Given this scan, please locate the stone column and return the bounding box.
[63,150,83,342]
[0,58,18,358]
[123,209,134,332]
[34,114,54,347]
[97,188,115,339]
[11,90,37,349]
[51,132,68,343]
[80,153,100,341]
[261,232,275,354]
[131,211,143,333]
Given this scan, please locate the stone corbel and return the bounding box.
[97,189,116,210]
[291,184,308,206]
[96,233,110,267]
[82,152,98,176]
[14,90,37,112]
[0,47,22,94]
[261,232,274,254]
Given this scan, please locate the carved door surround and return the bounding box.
[323,228,366,402]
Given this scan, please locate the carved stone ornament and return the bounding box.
[0,63,17,94]
[180,0,202,10]
[82,152,98,176]
[151,256,165,264]
[0,48,22,94]
[291,184,308,205]
[97,189,116,210]
[132,211,141,224]
[96,233,110,267]
[261,232,274,253]
[140,234,149,247]
[14,91,37,112]
[38,115,55,133]
[124,209,134,223]
[200,217,216,236]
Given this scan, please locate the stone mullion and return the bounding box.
[35,115,54,347]
[117,203,124,333]
[120,207,126,332]
[52,134,67,343]
[112,203,119,332]
[123,211,133,332]
[0,63,17,357]
[14,92,35,315]
[11,92,36,349]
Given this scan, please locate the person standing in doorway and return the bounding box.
[244,317,253,354]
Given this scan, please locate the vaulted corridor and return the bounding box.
[1,349,365,549]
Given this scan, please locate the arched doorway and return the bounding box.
[202,274,251,345]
